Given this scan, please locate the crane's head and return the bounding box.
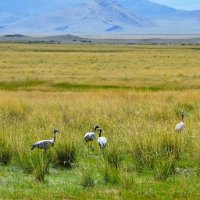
[181,111,184,116]
[94,125,100,131]
[54,129,60,134]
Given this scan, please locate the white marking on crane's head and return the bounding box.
[181,111,184,115]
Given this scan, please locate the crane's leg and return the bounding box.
[87,141,91,151]
[98,146,104,161]
[42,150,46,178]
[91,141,94,151]
[88,142,90,151]
[43,149,49,174]
[41,150,44,174]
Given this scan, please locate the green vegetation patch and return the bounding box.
[52,82,131,91]
[0,79,46,90]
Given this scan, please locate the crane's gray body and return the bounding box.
[84,132,95,142]
[31,129,59,151]
[31,139,54,150]
[84,125,100,143]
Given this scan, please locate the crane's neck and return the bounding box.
[182,113,184,123]
[94,126,99,132]
[99,129,102,137]
[53,133,57,143]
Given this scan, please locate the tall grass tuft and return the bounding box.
[154,155,177,180]
[19,151,52,182]
[19,151,40,174]
[132,135,157,173]
[102,165,121,185]
[174,102,196,117]
[0,139,13,165]
[81,170,95,188]
[193,140,200,175]
[105,144,122,170]
[131,133,184,180]
[0,100,31,123]
[53,142,77,169]
[154,134,183,180]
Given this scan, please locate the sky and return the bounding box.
[149,0,200,10]
[1,0,200,13]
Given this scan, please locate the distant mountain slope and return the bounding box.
[3,0,152,34]
[121,0,177,19]
[1,0,200,34]
[121,0,200,20]
[120,0,200,33]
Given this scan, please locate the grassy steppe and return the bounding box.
[1,43,200,199]
[1,44,200,91]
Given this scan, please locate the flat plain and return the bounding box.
[1,43,200,199]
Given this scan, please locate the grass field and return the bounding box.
[1,43,200,199]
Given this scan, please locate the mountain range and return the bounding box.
[1,0,200,35]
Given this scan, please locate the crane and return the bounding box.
[31,129,59,151]
[97,128,107,149]
[84,125,100,143]
[175,111,185,132]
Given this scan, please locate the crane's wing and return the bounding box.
[98,137,107,148]
[31,139,53,150]
[175,122,185,132]
[84,132,95,142]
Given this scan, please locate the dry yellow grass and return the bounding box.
[0,43,200,90]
